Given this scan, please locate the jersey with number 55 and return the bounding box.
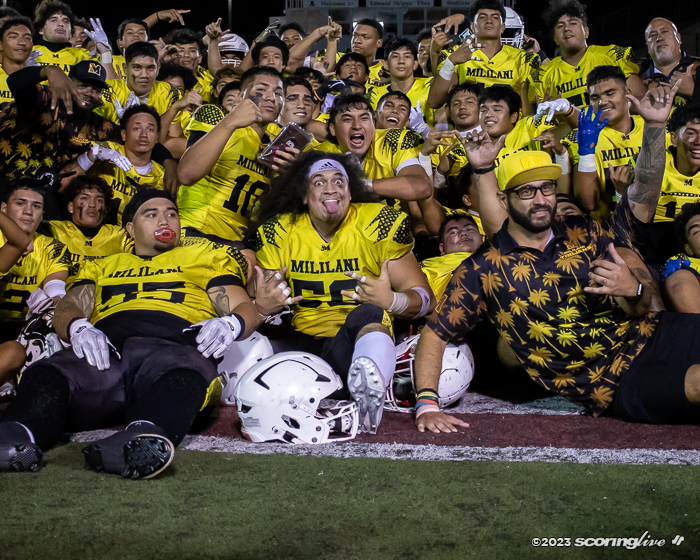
[178,105,272,242]
[254,203,414,338]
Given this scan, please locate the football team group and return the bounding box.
[0,0,698,480]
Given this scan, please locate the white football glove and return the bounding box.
[69,318,119,371]
[535,98,572,123]
[409,101,431,139]
[91,144,133,172]
[186,315,242,359]
[114,90,142,119]
[25,288,53,319]
[26,49,42,67]
[85,18,110,50]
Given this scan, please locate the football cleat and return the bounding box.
[0,422,43,473]
[82,423,174,480]
[348,357,386,434]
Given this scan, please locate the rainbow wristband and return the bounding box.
[415,404,440,418]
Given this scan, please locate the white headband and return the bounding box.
[308,159,349,180]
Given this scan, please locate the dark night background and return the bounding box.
[7,0,698,60]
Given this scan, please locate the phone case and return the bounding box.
[259,123,314,168]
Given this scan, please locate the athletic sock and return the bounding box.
[0,367,70,451]
[125,368,208,447]
[351,331,397,387]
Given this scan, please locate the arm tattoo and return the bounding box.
[53,283,96,340]
[628,124,666,218]
[64,284,95,317]
[208,286,232,317]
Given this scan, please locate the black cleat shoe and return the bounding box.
[82,424,174,480]
[0,422,43,473]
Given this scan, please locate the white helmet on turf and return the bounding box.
[218,332,274,406]
[234,351,359,444]
[503,7,525,49]
[385,334,474,412]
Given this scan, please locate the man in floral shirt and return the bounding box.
[414,83,700,432]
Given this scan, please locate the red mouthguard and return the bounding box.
[155,228,176,242]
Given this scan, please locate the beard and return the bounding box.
[508,198,556,233]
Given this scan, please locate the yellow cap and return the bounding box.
[496,151,562,190]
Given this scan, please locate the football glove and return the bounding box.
[534,98,571,123]
[70,318,119,371]
[187,315,242,359]
[661,257,691,281]
[577,105,608,156]
[90,144,133,171]
[409,101,431,139]
[85,18,110,50]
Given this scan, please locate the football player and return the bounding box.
[316,94,432,204]
[375,91,412,131]
[428,0,540,112]
[538,0,645,108]
[112,19,149,80]
[167,29,213,103]
[40,175,132,277]
[642,18,700,108]
[62,105,165,225]
[268,77,323,149]
[661,201,700,312]
[335,52,369,85]
[0,16,35,108]
[177,66,285,242]
[647,104,700,265]
[0,188,292,476]
[345,19,384,85]
[32,0,112,75]
[0,178,70,384]
[420,214,483,300]
[251,152,435,433]
[369,38,435,129]
[250,36,289,75]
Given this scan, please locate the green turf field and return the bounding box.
[1,443,697,560]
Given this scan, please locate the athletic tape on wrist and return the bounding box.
[77,151,93,171]
[438,58,455,81]
[415,403,440,418]
[43,279,66,298]
[411,286,432,318]
[554,152,570,175]
[418,152,433,179]
[578,153,596,173]
[230,313,245,341]
[100,52,113,63]
[388,291,409,314]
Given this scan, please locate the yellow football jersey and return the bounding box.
[316,128,422,180]
[95,80,180,124]
[41,220,133,276]
[0,64,13,106]
[254,203,413,337]
[113,54,127,80]
[72,236,248,327]
[420,251,472,300]
[88,141,165,225]
[654,149,700,223]
[536,45,640,108]
[369,77,436,127]
[34,44,92,73]
[563,115,643,202]
[493,115,555,174]
[430,136,469,180]
[0,234,71,322]
[438,45,540,95]
[179,104,271,242]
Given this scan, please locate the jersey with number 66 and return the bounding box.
[178,105,271,242]
[254,203,414,338]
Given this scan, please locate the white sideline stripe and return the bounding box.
[69,431,700,466]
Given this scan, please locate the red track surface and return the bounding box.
[194,406,700,450]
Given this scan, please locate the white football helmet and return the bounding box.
[234,351,359,444]
[218,332,274,406]
[503,7,525,49]
[17,310,65,372]
[385,334,474,413]
[219,33,249,55]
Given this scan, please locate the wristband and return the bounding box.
[77,151,94,171]
[100,52,112,64]
[564,106,574,116]
[388,291,409,314]
[628,282,643,301]
[415,403,440,418]
[472,163,496,174]
[438,58,456,81]
[411,286,432,318]
[43,279,66,298]
[554,151,570,175]
[578,154,596,173]
[230,313,246,341]
[363,178,374,193]
[434,170,446,189]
